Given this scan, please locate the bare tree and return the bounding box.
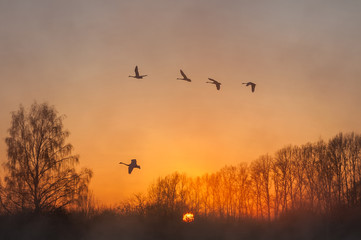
[328,133,345,207]
[147,172,189,218]
[0,102,92,213]
[219,166,238,219]
[251,160,263,218]
[300,143,317,211]
[274,146,294,214]
[236,163,251,218]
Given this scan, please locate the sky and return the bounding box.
[1,0,361,205]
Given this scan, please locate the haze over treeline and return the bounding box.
[1,102,361,219]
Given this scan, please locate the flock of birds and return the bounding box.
[120,66,257,174]
[128,66,257,92]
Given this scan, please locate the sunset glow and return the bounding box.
[0,1,361,207]
[1,1,361,239]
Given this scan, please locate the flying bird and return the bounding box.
[177,70,191,82]
[242,82,256,92]
[129,66,147,79]
[119,159,141,174]
[206,78,221,90]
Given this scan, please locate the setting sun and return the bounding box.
[183,213,195,223]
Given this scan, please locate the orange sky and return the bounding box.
[1,0,361,205]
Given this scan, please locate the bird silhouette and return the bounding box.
[119,159,141,174]
[177,70,191,82]
[206,78,221,90]
[129,66,147,79]
[242,82,256,92]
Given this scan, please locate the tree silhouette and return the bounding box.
[115,133,361,223]
[253,154,272,221]
[147,172,188,218]
[0,102,92,213]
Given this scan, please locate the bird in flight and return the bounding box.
[119,159,141,174]
[177,69,191,82]
[242,82,256,92]
[129,66,147,79]
[206,78,221,90]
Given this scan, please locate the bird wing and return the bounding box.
[128,165,134,174]
[131,159,137,164]
[135,66,140,77]
[251,84,256,92]
[216,83,221,90]
[208,78,216,82]
[180,70,187,79]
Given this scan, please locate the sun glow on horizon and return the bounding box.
[183,212,195,223]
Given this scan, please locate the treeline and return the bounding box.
[120,132,361,220]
